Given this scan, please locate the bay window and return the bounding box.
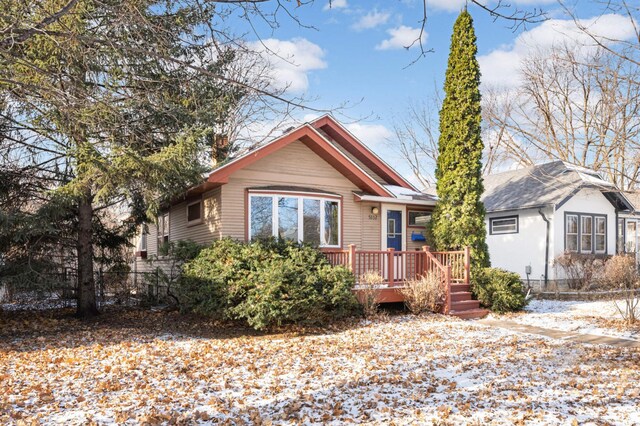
[249,193,341,247]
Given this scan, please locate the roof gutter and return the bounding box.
[538,208,550,287]
[354,193,437,207]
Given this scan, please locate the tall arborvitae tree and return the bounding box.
[430,9,489,270]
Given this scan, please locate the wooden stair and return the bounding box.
[447,284,489,320]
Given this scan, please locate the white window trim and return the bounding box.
[187,199,203,226]
[248,193,342,248]
[489,216,519,235]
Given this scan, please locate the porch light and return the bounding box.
[371,207,379,215]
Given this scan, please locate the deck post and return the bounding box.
[444,264,452,314]
[387,248,395,286]
[464,246,471,285]
[348,244,357,274]
[422,245,430,276]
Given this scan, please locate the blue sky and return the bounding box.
[230,1,633,185]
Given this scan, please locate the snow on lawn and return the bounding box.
[498,299,640,342]
[1,308,639,425]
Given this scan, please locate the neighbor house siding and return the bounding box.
[220,140,379,249]
[553,187,617,280]
[486,207,552,282]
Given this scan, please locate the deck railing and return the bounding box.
[323,244,471,313]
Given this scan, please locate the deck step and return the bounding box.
[450,308,489,320]
[451,299,480,311]
[450,283,471,293]
[450,291,473,302]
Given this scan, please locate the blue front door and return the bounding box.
[387,210,402,251]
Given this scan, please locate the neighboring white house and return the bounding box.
[482,161,633,289]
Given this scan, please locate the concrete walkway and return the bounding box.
[478,318,640,349]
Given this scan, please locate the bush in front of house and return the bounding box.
[176,238,359,329]
[401,272,445,315]
[603,254,639,325]
[553,252,607,290]
[472,267,527,313]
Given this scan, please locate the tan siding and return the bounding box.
[360,202,382,251]
[220,140,379,249]
[147,221,158,255]
[162,187,223,247]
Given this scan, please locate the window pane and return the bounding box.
[566,215,578,234]
[140,232,147,251]
[626,221,637,253]
[581,216,593,253]
[278,197,298,241]
[303,199,321,246]
[618,219,625,253]
[187,202,201,222]
[323,201,339,246]
[491,217,517,233]
[596,217,606,234]
[581,216,592,234]
[251,196,273,239]
[595,235,605,252]
[567,235,578,252]
[408,211,430,226]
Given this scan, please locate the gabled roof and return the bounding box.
[205,121,399,197]
[482,161,633,213]
[310,115,418,191]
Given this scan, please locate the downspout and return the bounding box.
[538,209,550,287]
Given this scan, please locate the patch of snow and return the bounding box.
[506,299,640,341]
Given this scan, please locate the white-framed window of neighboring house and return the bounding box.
[489,215,519,235]
[157,212,169,249]
[565,212,606,254]
[248,193,341,248]
[187,199,203,225]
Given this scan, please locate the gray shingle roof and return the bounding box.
[481,161,619,213]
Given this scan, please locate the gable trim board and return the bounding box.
[310,115,417,191]
[205,124,394,198]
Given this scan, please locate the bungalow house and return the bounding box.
[482,161,634,290]
[132,115,486,318]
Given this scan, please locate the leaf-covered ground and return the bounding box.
[1,307,639,425]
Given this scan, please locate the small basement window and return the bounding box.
[490,216,518,235]
[187,200,202,224]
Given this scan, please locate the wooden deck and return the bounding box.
[325,245,488,319]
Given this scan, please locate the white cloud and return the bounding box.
[247,38,327,93]
[323,0,348,11]
[376,25,426,50]
[345,122,393,148]
[424,0,466,13]
[425,0,555,13]
[479,14,637,88]
[352,10,390,31]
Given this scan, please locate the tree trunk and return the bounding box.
[76,191,98,318]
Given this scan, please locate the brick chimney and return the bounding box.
[212,134,229,167]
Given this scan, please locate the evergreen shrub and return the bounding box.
[472,267,526,313]
[177,238,359,329]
